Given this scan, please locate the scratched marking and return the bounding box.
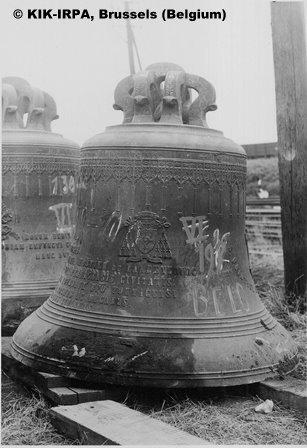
[72,345,86,357]
[104,211,122,241]
[130,351,148,362]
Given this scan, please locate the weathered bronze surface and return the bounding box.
[11,65,297,387]
[2,77,79,334]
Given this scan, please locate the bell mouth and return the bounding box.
[11,304,298,388]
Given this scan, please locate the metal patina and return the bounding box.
[2,77,79,334]
[11,65,297,387]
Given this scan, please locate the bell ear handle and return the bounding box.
[42,91,58,131]
[132,71,161,123]
[185,74,217,127]
[160,70,187,124]
[26,87,45,130]
[113,76,134,123]
[2,83,19,129]
[3,77,32,128]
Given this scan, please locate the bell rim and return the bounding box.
[10,335,297,388]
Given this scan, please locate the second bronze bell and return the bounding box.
[11,63,297,388]
[2,77,79,334]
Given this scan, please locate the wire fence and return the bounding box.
[245,204,282,256]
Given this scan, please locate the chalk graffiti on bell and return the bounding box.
[205,228,230,280]
[180,215,241,317]
[49,202,74,234]
[190,281,249,317]
[179,215,209,273]
[180,215,230,276]
[51,175,75,195]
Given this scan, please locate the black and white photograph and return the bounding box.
[1,0,306,445]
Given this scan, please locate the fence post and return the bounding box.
[271,1,307,300]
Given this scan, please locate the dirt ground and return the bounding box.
[2,252,307,445]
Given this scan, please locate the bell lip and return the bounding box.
[2,128,80,151]
[9,348,282,388]
[82,123,246,157]
[10,328,298,388]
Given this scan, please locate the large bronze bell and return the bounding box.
[11,64,296,387]
[2,77,79,334]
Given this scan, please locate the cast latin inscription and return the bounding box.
[56,258,251,316]
[58,262,175,307]
[3,231,71,260]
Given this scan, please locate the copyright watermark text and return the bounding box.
[12,8,227,22]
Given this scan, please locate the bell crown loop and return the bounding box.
[113,63,217,127]
[2,76,59,131]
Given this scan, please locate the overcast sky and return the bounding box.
[2,0,303,146]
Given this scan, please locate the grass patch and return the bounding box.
[109,386,307,445]
[250,252,305,329]
[250,251,307,380]
[150,396,307,445]
[1,374,77,445]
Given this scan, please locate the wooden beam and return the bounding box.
[271,1,307,299]
[50,400,208,445]
[2,337,106,406]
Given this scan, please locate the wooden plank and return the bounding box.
[50,400,208,445]
[46,387,78,405]
[2,337,107,406]
[37,372,68,388]
[69,387,106,403]
[271,2,307,298]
